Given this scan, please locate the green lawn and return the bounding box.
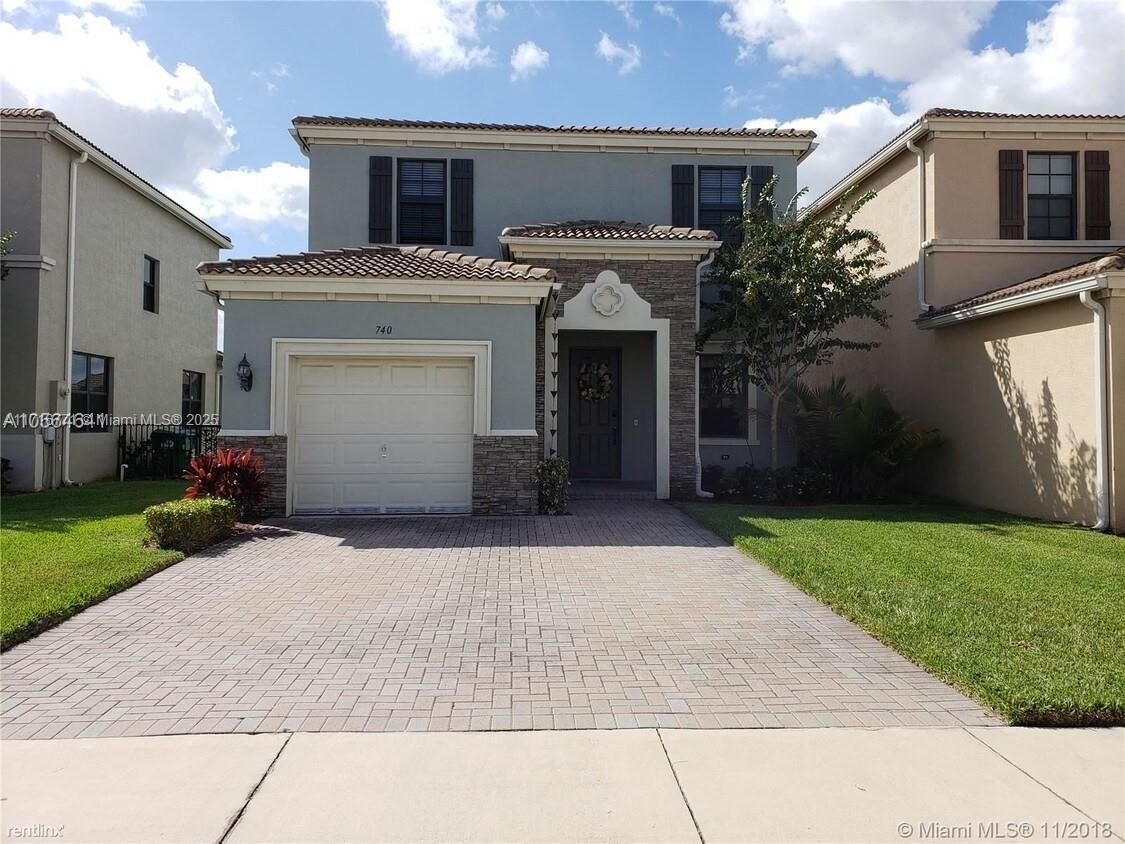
[679,502,1125,726]
[2,481,187,649]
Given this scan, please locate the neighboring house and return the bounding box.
[0,108,231,491]
[806,108,1124,532]
[206,117,815,515]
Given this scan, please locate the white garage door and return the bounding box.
[290,357,474,514]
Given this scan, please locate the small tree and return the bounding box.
[0,230,14,280]
[698,182,896,470]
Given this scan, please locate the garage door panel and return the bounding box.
[291,357,474,514]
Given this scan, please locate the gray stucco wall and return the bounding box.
[308,144,799,256]
[558,330,656,484]
[0,134,223,489]
[221,299,538,432]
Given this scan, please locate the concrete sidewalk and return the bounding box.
[2,728,1121,844]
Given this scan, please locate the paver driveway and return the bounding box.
[2,501,995,738]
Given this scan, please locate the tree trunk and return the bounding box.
[770,391,782,471]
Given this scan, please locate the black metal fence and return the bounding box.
[117,423,221,480]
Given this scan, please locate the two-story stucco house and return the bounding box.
[205,117,815,515]
[806,109,1124,532]
[1,108,231,491]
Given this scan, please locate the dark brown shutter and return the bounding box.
[369,156,393,243]
[671,165,695,227]
[999,150,1024,239]
[750,165,774,218]
[1085,150,1111,239]
[450,158,474,246]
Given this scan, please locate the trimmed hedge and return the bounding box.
[144,498,237,553]
[535,458,569,515]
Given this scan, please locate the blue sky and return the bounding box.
[2,0,1122,257]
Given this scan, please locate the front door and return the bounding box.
[568,347,621,479]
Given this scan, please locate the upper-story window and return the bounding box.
[71,351,111,431]
[397,159,446,244]
[143,255,159,313]
[698,166,746,244]
[1027,153,1075,240]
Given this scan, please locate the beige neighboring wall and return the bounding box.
[1106,292,1125,533]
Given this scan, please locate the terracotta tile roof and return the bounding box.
[923,107,1125,120]
[922,249,1125,318]
[1,107,229,246]
[500,221,718,241]
[197,246,557,281]
[292,115,816,139]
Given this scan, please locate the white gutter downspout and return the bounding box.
[906,137,933,312]
[1079,288,1109,531]
[695,253,716,499]
[60,150,88,487]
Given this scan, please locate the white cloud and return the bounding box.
[484,2,505,20]
[171,162,309,235]
[380,0,492,74]
[510,40,549,80]
[611,1,640,29]
[902,0,1125,115]
[250,62,290,95]
[720,0,995,82]
[723,84,749,108]
[2,0,143,15]
[747,99,914,203]
[653,2,681,24]
[0,12,308,248]
[596,31,641,74]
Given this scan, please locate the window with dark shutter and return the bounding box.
[71,351,111,431]
[999,150,1025,239]
[699,166,746,243]
[397,159,446,245]
[749,165,774,218]
[671,165,695,228]
[142,255,158,313]
[182,370,204,421]
[1027,152,1075,240]
[369,156,393,243]
[1085,150,1111,239]
[450,158,473,246]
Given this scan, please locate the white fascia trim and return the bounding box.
[500,236,720,263]
[488,429,538,437]
[269,338,495,437]
[918,274,1109,329]
[924,239,1125,254]
[291,124,815,158]
[807,122,929,214]
[0,118,233,249]
[199,274,556,303]
[3,254,57,271]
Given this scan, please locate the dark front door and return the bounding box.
[568,347,621,479]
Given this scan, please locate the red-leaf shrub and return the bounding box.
[184,448,268,517]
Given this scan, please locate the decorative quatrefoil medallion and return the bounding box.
[591,283,625,317]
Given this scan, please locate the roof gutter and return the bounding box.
[905,138,933,312]
[694,253,716,500]
[916,273,1109,329]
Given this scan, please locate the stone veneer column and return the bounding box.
[544,259,699,499]
[216,435,288,516]
[472,435,539,515]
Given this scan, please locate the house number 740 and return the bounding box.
[372,325,393,335]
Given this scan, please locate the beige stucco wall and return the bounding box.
[1105,293,1125,533]
[1,135,223,489]
[932,136,1125,241]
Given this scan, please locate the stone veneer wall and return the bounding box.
[544,258,699,499]
[472,435,539,515]
[217,435,288,516]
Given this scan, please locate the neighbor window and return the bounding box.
[182,370,204,420]
[397,159,446,244]
[143,255,159,312]
[1027,153,1075,240]
[71,352,111,430]
[700,355,749,439]
[698,166,746,244]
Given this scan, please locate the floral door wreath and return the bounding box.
[577,360,613,401]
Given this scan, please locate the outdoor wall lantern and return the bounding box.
[236,354,253,392]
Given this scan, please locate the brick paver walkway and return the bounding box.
[2,502,995,738]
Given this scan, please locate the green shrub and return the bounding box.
[144,498,237,553]
[535,458,569,515]
[734,466,832,504]
[701,464,725,495]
